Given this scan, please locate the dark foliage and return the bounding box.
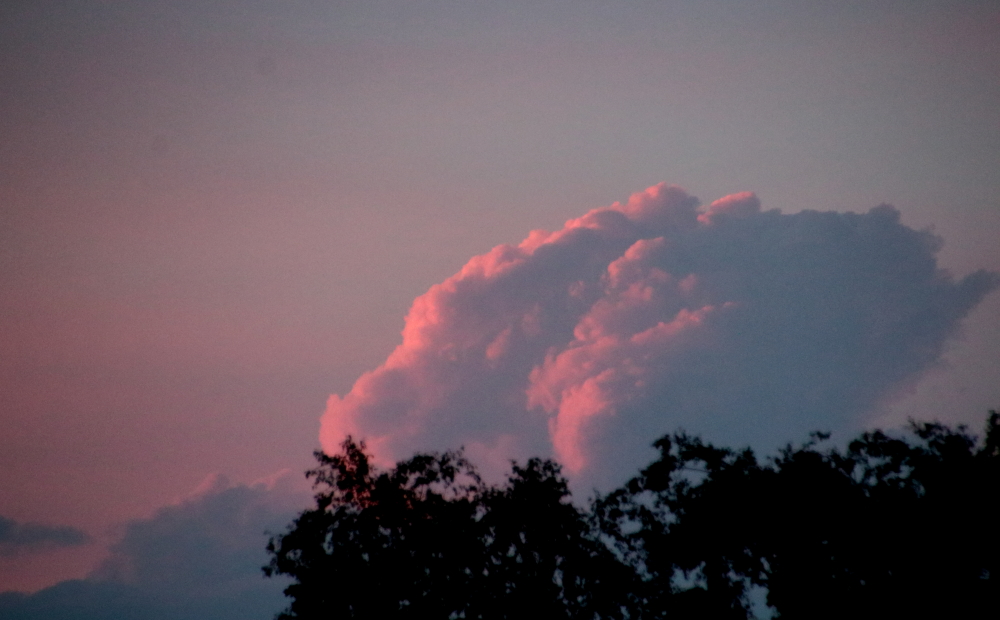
[598,411,1000,619]
[264,439,634,619]
[268,412,999,619]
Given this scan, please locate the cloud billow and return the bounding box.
[0,477,303,620]
[321,184,998,490]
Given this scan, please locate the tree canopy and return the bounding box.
[264,441,634,619]
[266,412,999,619]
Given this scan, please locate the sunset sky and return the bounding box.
[2,1,999,617]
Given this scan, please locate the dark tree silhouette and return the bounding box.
[267,413,999,619]
[264,439,634,619]
[264,440,484,618]
[597,411,1000,619]
[469,458,637,619]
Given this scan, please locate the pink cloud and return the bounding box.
[697,191,762,224]
[320,184,998,490]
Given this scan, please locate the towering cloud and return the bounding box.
[320,184,998,490]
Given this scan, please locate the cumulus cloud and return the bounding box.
[0,517,90,558]
[0,475,306,620]
[321,183,999,490]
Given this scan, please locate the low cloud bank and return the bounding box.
[0,518,90,558]
[0,476,305,620]
[321,184,998,490]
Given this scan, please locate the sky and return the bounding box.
[1,0,999,617]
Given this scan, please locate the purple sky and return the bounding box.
[2,0,999,613]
